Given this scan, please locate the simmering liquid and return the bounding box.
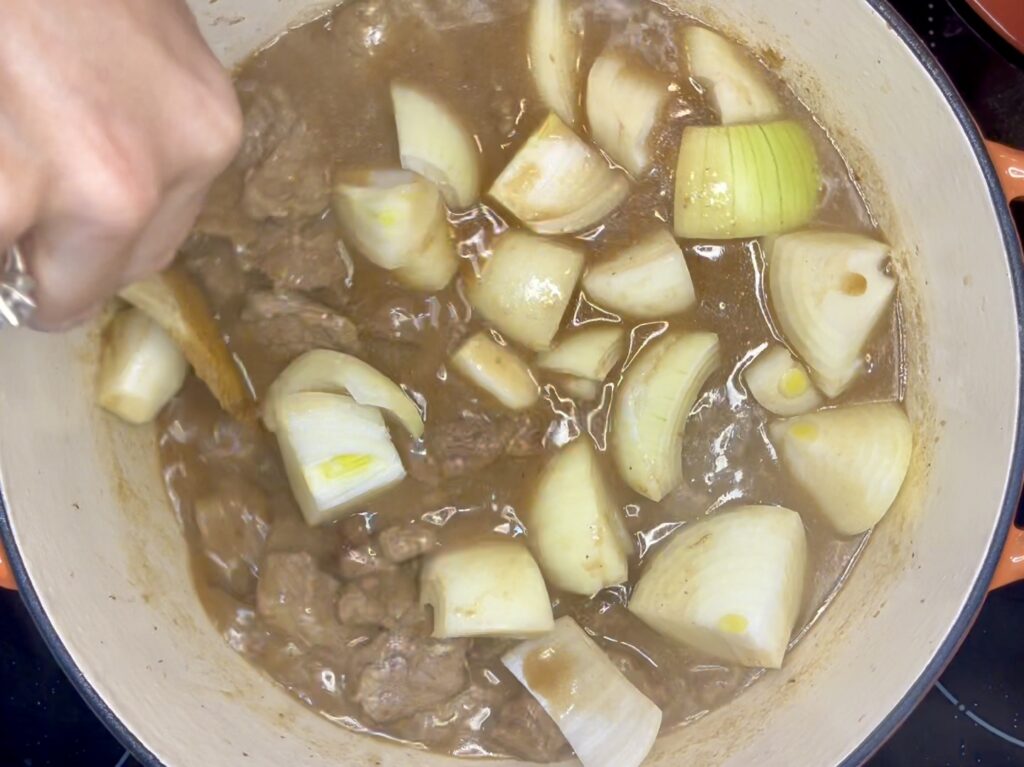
[158,0,903,760]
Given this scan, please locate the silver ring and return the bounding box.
[0,244,36,328]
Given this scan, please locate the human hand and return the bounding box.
[0,0,242,329]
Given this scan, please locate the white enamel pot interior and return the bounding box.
[1,1,1022,766]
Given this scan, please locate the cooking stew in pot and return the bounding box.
[97,1,915,764]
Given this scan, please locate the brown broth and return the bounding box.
[158,0,903,760]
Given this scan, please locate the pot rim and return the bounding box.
[1,1,1022,765]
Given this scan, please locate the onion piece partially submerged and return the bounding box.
[274,392,407,526]
[97,308,189,425]
[613,331,721,501]
[582,229,696,319]
[391,81,481,209]
[467,231,584,350]
[743,344,823,417]
[263,349,424,438]
[536,325,626,381]
[451,332,540,410]
[120,269,255,423]
[768,230,897,397]
[529,0,581,127]
[586,50,672,176]
[683,26,783,125]
[530,440,631,595]
[332,169,452,274]
[421,540,555,639]
[629,505,808,669]
[392,222,460,292]
[502,616,663,767]
[674,121,821,240]
[769,403,913,536]
[489,113,630,235]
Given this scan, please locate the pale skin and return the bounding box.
[0,0,243,330]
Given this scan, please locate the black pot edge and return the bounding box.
[0,2,1022,766]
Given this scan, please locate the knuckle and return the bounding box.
[83,161,161,232]
[188,79,244,172]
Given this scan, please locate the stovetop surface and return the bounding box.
[2,2,1024,766]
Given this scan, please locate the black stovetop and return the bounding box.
[2,2,1024,766]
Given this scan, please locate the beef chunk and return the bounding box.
[257,553,347,649]
[378,525,438,563]
[236,86,300,171]
[396,681,509,748]
[351,628,469,723]
[182,237,249,307]
[240,291,360,361]
[425,409,550,479]
[336,567,418,628]
[427,412,510,479]
[239,216,352,294]
[339,543,396,580]
[504,411,549,458]
[195,170,262,247]
[488,693,570,762]
[243,121,331,220]
[194,476,272,596]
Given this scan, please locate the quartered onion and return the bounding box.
[489,113,630,235]
[421,540,555,638]
[121,268,255,423]
[97,308,188,425]
[582,228,696,319]
[332,169,452,272]
[529,0,582,127]
[502,616,663,767]
[586,49,672,176]
[467,230,584,351]
[273,392,407,526]
[629,505,808,669]
[263,349,424,438]
[683,26,783,125]
[391,81,481,209]
[451,332,540,410]
[536,325,626,381]
[768,230,897,398]
[743,344,823,417]
[530,440,632,595]
[613,331,721,501]
[769,402,913,536]
[674,121,821,240]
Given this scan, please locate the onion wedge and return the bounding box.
[613,331,721,501]
[529,0,582,127]
[536,325,626,381]
[530,440,631,595]
[674,121,821,240]
[743,345,823,417]
[332,169,453,275]
[451,332,540,410]
[489,113,630,235]
[391,81,481,209]
[769,403,913,536]
[586,50,672,176]
[263,349,424,439]
[467,231,584,351]
[583,229,696,318]
[274,392,406,526]
[502,616,663,767]
[683,26,783,125]
[120,268,255,423]
[629,505,808,669]
[97,308,188,425]
[421,540,554,639]
[768,230,897,398]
